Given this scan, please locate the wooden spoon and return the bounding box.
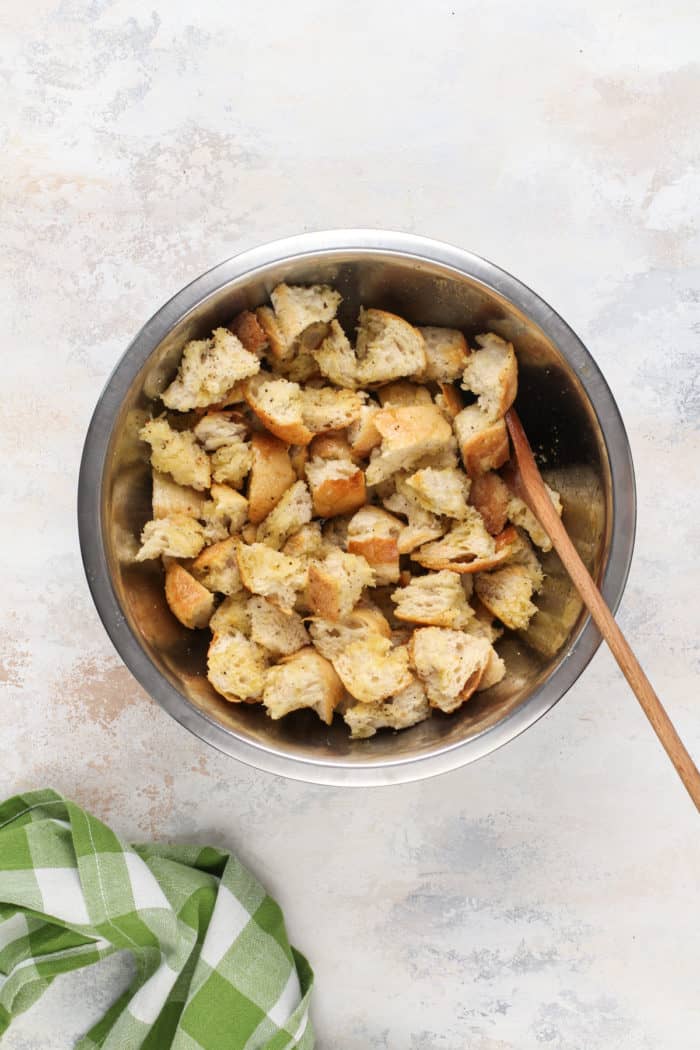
[505,408,700,811]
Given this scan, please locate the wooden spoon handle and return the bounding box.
[506,410,700,812]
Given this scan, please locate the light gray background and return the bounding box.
[2,2,699,1047]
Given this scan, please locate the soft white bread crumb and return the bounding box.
[191,537,243,595]
[305,456,366,518]
[247,432,296,524]
[228,310,268,356]
[165,562,215,628]
[476,647,506,691]
[210,439,253,487]
[343,679,430,739]
[312,320,359,389]
[347,400,382,457]
[140,418,211,491]
[475,564,538,630]
[469,471,511,535]
[301,386,363,433]
[464,599,504,644]
[255,480,313,550]
[244,373,313,445]
[308,603,391,661]
[506,484,562,552]
[269,283,342,359]
[411,508,510,573]
[321,514,352,551]
[161,328,260,411]
[152,470,205,519]
[417,326,469,381]
[354,308,426,386]
[403,466,471,520]
[262,646,343,724]
[236,542,308,613]
[382,482,447,554]
[332,634,414,704]
[200,483,248,543]
[347,506,402,585]
[365,405,453,485]
[282,521,325,561]
[453,405,510,477]
[207,630,268,702]
[248,595,310,656]
[461,332,517,420]
[391,570,474,629]
[409,627,491,712]
[193,411,248,451]
[209,592,251,635]
[306,547,375,621]
[136,514,206,561]
[377,381,433,408]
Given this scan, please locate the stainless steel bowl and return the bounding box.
[78,230,636,785]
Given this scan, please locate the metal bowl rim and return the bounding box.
[78,229,636,786]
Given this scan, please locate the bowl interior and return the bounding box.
[102,248,612,770]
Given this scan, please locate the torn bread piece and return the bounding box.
[152,470,205,519]
[332,634,414,704]
[161,328,260,411]
[391,570,474,629]
[411,509,511,573]
[505,528,545,592]
[301,386,363,433]
[248,596,310,656]
[209,592,251,635]
[348,398,382,457]
[306,548,375,621]
[469,471,511,535]
[506,484,562,552]
[305,456,366,518]
[191,537,243,595]
[435,382,463,420]
[200,484,249,543]
[136,514,206,561]
[267,283,342,361]
[461,332,517,419]
[309,604,391,661]
[312,319,359,389]
[347,506,403,585]
[165,563,215,629]
[475,564,538,630]
[228,310,268,356]
[210,438,253,487]
[255,480,313,550]
[365,405,453,485]
[207,630,269,702]
[247,432,296,524]
[263,647,343,724]
[343,679,431,739]
[354,308,427,386]
[403,466,471,520]
[454,405,510,477]
[476,647,507,692]
[193,411,248,451]
[417,326,469,381]
[409,627,492,713]
[244,373,313,445]
[308,431,353,461]
[140,418,211,491]
[321,514,352,551]
[377,381,433,408]
[236,542,308,613]
[282,521,325,562]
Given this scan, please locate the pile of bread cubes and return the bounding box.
[136,283,562,739]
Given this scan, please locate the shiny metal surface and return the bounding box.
[78,230,636,785]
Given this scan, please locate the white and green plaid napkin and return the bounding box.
[0,789,313,1049]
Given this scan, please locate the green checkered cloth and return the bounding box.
[0,789,313,1049]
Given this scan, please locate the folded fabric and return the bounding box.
[0,789,313,1049]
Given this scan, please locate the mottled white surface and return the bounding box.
[2,1,699,1047]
